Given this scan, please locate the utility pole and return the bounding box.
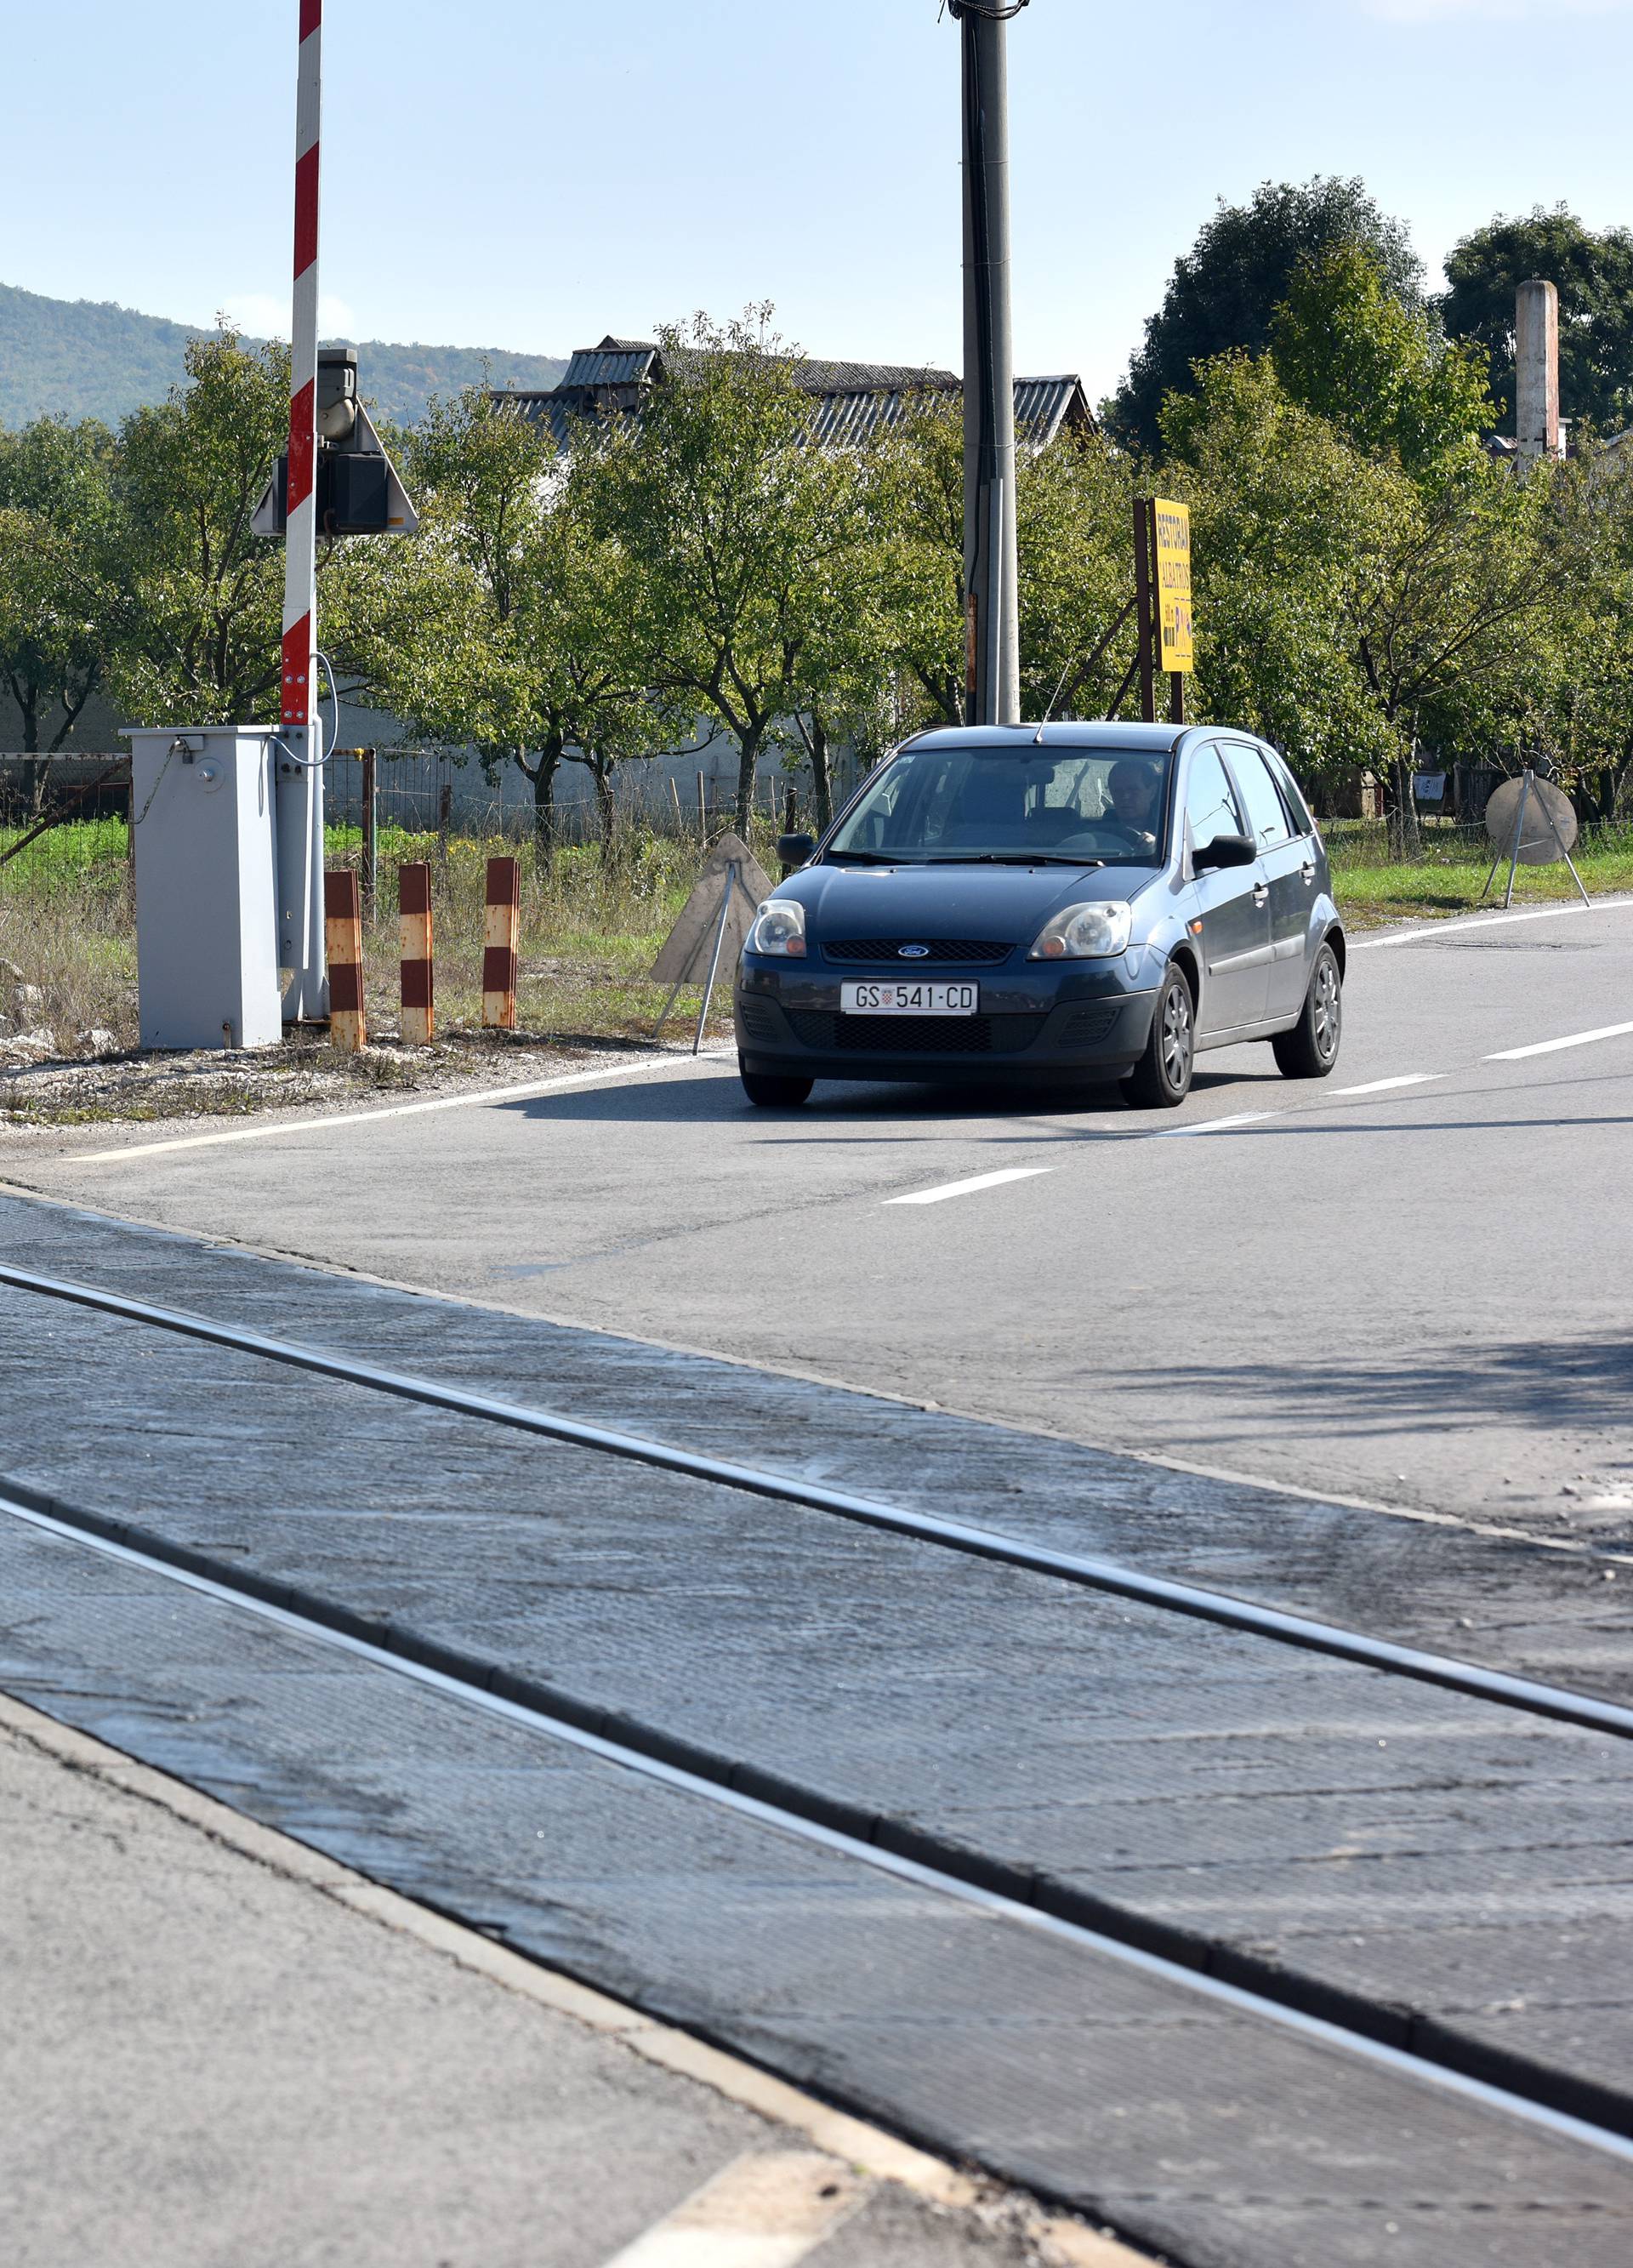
[276,0,327,1020]
[952,1,1025,728]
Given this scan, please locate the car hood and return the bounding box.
[782,860,1164,946]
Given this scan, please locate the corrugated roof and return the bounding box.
[497,343,1095,454]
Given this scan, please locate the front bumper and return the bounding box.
[735,958,1159,1086]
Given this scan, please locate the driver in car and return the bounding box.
[1106,759,1163,847]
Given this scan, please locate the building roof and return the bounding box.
[496,335,1095,453]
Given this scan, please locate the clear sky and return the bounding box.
[7,0,1633,402]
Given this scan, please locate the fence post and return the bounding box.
[360,748,377,920]
[324,869,366,1051]
[399,859,433,1045]
[482,855,520,1030]
[697,770,707,845]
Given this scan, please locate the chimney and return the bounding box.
[1515,278,1562,462]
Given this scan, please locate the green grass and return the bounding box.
[1326,819,1633,927]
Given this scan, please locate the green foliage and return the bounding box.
[1440,207,1633,437]
[105,331,292,723]
[1166,348,1571,798]
[0,279,566,430]
[333,382,686,855]
[1111,177,1423,455]
[0,415,117,760]
[1271,246,1495,471]
[594,309,870,834]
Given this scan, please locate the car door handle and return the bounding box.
[1300,862,1316,885]
[1252,883,1269,906]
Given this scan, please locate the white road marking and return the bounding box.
[595,2151,868,2268]
[1353,898,1633,950]
[58,1050,737,1167]
[1334,1074,1444,1096]
[1158,1110,1281,1137]
[885,1165,1052,1205]
[1487,1020,1633,1062]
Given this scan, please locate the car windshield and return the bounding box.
[827,743,1172,865]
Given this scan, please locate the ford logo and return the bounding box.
[897,943,930,959]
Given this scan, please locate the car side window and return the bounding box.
[1262,747,1313,836]
[1185,746,1245,855]
[1227,745,1293,851]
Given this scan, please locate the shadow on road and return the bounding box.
[493,1064,1277,1126]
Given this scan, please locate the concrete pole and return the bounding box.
[276,0,328,1020]
[958,3,1021,727]
[1515,278,1561,466]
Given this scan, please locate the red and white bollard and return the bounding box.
[399,861,434,1045]
[324,869,365,1052]
[482,858,520,1030]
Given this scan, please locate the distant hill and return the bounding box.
[0,281,566,429]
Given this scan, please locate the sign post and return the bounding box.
[1134,497,1194,725]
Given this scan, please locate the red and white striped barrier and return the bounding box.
[281,0,322,737]
[324,869,365,1051]
[399,861,434,1045]
[482,858,520,1030]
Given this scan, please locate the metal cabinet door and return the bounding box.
[1192,862,1271,1034]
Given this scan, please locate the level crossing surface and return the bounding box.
[1,1193,1630,2265]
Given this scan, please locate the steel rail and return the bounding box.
[6,1485,1632,2168]
[3,1258,1631,1742]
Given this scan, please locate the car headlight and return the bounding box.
[1027,901,1133,960]
[748,898,807,957]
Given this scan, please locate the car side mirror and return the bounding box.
[1193,831,1256,874]
[777,832,816,869]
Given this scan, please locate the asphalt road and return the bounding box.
[9,897,1633,1548]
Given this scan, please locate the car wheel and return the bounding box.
[740,1060,813,1107]
[1272,943,1342,1079]
[1124,963,1195,1109]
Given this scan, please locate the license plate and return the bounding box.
[839,981,979,1015]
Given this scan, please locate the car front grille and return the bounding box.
[821,938,1015,966]
[788,1010,1049,1056]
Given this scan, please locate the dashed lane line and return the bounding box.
[595,2151,868,2268]
[885,1165,1053,1205]
[1487,1020,1633,1062]
[1334,1073,1445,1096]
[1157,1108,1283,1137]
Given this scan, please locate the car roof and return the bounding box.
[902,722,1188,755]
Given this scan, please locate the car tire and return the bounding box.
[740,1060,813,1107]
[1272,943,1342,1079]
[1123,963,1195,1109]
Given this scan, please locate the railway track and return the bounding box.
[3,1230,1632,2264]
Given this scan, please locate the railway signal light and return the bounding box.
[253,350,418,539]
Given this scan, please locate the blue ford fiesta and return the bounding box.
[734,721,1345,1109]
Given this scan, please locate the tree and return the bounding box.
[334,384,677,863]
[1441,206,1633,439]
[1111,176,1423,455]
[0,417,117,809]
[1165,349,1566,819]
[1271,246,1494,473]
[1164,354,1400,796]
[595,310,846,836]
[105,330,292,725]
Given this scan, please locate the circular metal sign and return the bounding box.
[1485,776,1578,864]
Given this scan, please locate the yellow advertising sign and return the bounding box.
[1152,497,1194,674]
